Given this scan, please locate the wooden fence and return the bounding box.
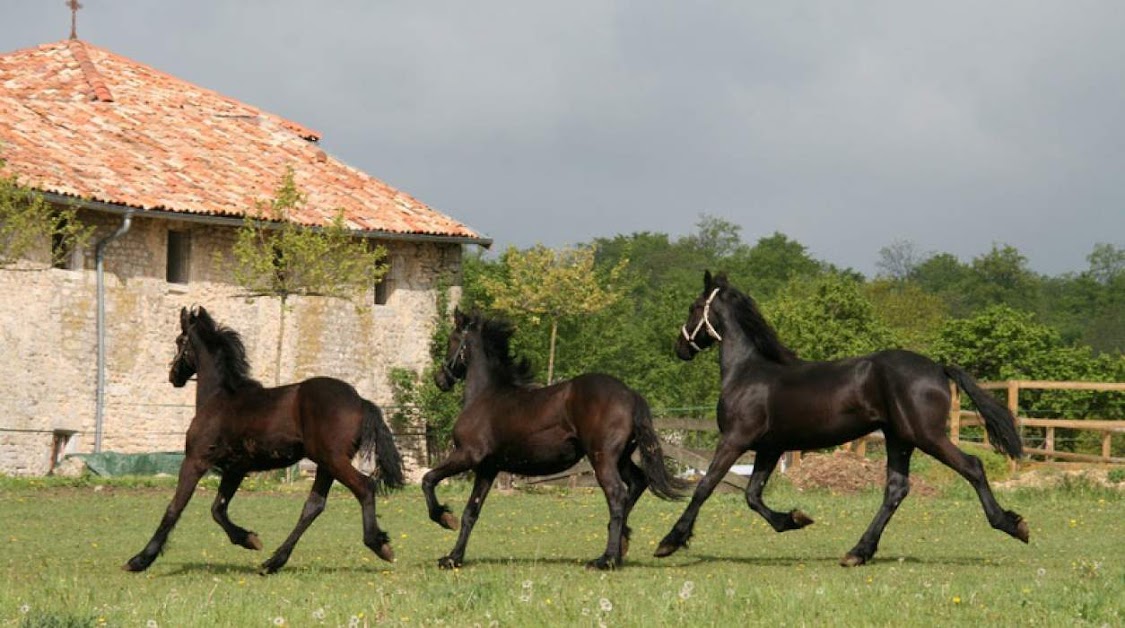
[951,380,1125,464]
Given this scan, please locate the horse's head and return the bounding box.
[676,270,727,360]
[434,307,477,391]
[169,305,215,387]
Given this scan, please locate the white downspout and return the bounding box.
[94,211,133,453]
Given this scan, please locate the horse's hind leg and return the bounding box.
[123,455,210,572]
[438,466,498,569]
[841,436,914,567]
[259,467,334,575]
[744,449,814,532]
[332,460,396,564]
[211,471,262,551]
[618,457,648,558]
[590,456,629,570]
[919,436,1029,544]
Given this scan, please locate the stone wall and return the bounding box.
[0,211,463,476]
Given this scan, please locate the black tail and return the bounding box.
[631,393,688,500]
[944,366,1023,459]
[359,399,406,491]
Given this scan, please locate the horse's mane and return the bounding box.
[721,284,799,365]
[192,309,263,392]
[476,315,538,389]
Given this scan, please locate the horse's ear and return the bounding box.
[714,272,729,287]
[180,307,190,331]
[703,270,713,291]
[453,307,465,327]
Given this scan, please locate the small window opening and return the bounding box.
[375,262,393,306]
[166,230,191,284]
[51,216,81,269]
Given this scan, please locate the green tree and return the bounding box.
[734,232,824,300]
[479,244,627,383]
[0,158,92,268]
[864,279,948,352]
[965,243,1040,312]
[767,273,899,361]
[221,169,388,382]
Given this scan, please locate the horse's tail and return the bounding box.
[631,392,689,500]
[944,365,1023,459]
[360,399,406,491]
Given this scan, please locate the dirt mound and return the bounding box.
[995,467,1125,490]
[786,450,937,496]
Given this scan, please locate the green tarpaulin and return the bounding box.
[67,452,185,476]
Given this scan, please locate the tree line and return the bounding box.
[392,216,1123,457]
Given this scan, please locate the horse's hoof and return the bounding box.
[259,560,282,575]
[791,510,815,528]
[653,542,680,558]
[585,557,619,571]
[244,533,263,551]
[122,556,148,572]
[437,556,461,570]
[439,512,460,531]
[840,554,866,567]
[375,543,395,563]
[1015,518,1030,544]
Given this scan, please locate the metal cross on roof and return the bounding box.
[67,0,83,40]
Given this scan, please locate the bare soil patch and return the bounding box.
[785,450,938,496]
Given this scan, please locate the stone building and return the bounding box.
[0,39,489,476]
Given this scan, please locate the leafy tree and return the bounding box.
[478,244,628,383]
[767,273,899,361]
[734,232,824,300]
[965,243,1039,312]
[1086,242,1124,285]
[221,169,388,382]
[864,279,948,352]
[0,158,92,268]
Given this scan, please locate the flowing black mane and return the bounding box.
[192,310,262,392]
[722,286,799,365]
[477,316,537,388]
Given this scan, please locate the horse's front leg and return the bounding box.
[211,470,262,551]
[438,466,498,569]
[744,449,814,532]
[421,449,478,531]
[123,456,210,572]
[654,439,744,558]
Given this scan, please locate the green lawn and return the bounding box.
[0,476,1121,627]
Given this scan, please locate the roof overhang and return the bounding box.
[43,192,493,249]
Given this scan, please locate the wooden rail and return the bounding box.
[951,380,1124,465]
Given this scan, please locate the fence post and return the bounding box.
[1045,426,1055,461]
[1103,431,1112,461]
[949,381,960,445]
[1006,381,1020,472]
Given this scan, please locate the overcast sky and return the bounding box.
[3,1,1123,276]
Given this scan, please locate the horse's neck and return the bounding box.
[192,346,226,404]
[461,356,497,405]
[716,316,769,388]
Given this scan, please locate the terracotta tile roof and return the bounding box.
[0,40,487,242]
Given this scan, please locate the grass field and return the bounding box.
[1,474,1121,627]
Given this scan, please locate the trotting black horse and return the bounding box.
[423,309,685,569]
[124,306,404,574]
[654,271,1029,566]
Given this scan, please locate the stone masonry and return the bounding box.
[0,210,462,476]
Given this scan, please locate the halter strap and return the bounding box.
[681,288,723,352]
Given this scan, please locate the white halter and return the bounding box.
[681,288,723,352]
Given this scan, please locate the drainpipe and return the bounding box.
[94,211,133,453]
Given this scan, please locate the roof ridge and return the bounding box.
[65,39,113,102]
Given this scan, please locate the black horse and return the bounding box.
[124,306,404,574]
[423,309,685,569]
[655,271,1028,566]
